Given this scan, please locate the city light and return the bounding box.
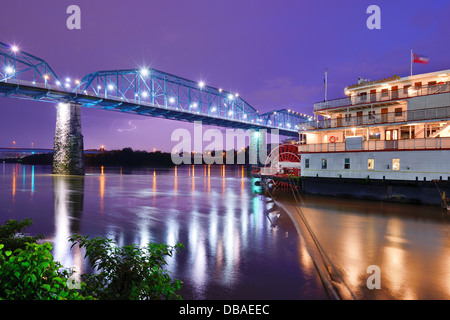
[142,91,149,98]
[65,77,71,83]
[228,94,234,100]
[169,97,176,104]
[198,81,205,89]
[108,84,114,91]
[5,66,15,75]
[140,68,150,77]
[10,45,19,53]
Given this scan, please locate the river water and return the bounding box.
[1,162,450,300]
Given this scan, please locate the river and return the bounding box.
[1,162,450,300]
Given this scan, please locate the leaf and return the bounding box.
[5,251,12,257]
[41,284,51,291]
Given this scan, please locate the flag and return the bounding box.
[413,53,429,64]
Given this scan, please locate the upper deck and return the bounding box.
[314,70,450,113]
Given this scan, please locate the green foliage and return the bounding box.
[0,218,43,251]
[69,234,184,300]
[0,242,92,300]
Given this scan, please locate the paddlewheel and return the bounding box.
[265,144,302,190]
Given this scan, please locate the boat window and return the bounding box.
[368,159,375,170]
[321,158,327,169]
[344,158,350,169]
[392,159,400,170]
[305,158,310,169]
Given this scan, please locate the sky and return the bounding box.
[0,0,449,152]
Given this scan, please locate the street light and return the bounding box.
[140,68,150,77]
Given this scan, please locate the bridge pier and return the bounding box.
[52,102,85,175]
[249,129,268,166]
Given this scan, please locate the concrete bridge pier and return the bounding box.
[52,102,85,175]
[249,129,268,166]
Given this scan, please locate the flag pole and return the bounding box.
[324,68,327,102]
[410,49,413,76]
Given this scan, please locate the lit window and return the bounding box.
[392,159,400,170]
[368,159,374,170]
[344,158,350,169]
[321,158,327,169]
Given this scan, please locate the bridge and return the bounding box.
[0,41,312,175]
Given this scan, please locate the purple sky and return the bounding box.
[1,0,449,152]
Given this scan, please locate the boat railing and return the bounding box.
[314,81,450,112]
[298,136,450,153]
[307,105,450,130]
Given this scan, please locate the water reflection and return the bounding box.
[0,164,332,299]
[276,193,450,300]
[52,175,85,276]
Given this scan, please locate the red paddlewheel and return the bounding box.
[278,151,300,163]
[274,180,297,189]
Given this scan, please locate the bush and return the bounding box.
[0,218,43,251]
[0,242,92,300]
[69,235,184,300]
[0,219,183,300]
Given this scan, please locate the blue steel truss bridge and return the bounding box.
[0,41,312,136]
[0,41,313,174]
